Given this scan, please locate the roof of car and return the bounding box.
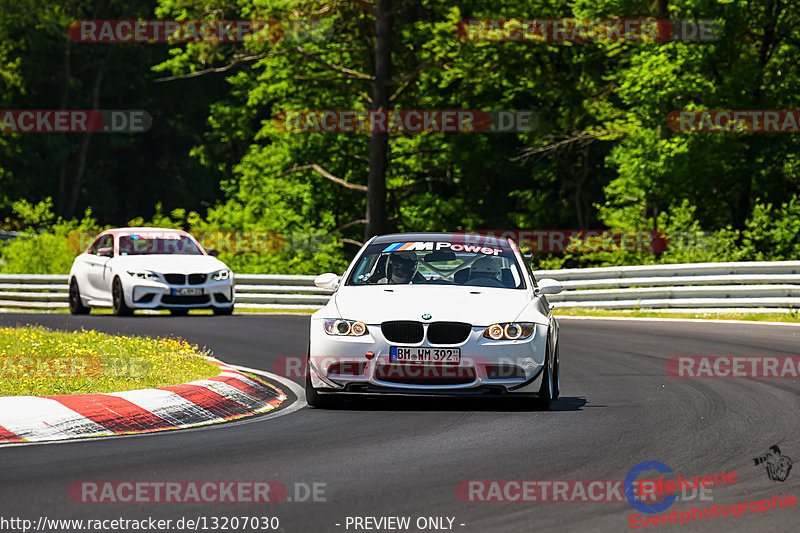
[371,232,509,246]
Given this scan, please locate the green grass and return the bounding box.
[554,308,800,323]
[0,326,221,396]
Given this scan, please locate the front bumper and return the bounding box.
[309,321,549,395]
[124,278,235,309]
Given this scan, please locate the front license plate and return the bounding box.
[173,287,203,296]
[390,347,460,363]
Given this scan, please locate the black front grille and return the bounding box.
[164,274,186,284]
[161,295,210,305]
[188,273,207,285]
[381,321,424,344]
[427,322,472,344]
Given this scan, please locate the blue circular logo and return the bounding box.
[625,461,677,514]
[422,314,432,320]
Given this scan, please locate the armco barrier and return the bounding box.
[1,261,799,312]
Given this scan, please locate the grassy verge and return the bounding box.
[0,326,221,396]
[554,308,800,323]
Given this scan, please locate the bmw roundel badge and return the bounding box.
[422,313,432,320]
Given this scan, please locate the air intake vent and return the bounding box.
[375,364,476,385]
[381,321,424,344]
[161,295,210,305]
[427,322,472,344]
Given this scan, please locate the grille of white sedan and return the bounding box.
[380,321,471,344]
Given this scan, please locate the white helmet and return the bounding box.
[387,250,418,283]
[470,256,501,281]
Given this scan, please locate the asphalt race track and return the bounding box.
[1,313,799,533]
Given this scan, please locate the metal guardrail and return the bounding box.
[1,261,800,312]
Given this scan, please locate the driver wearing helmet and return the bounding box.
[383,250,424,284]
[469,255,501,282]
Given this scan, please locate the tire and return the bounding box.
[68,279,90,315]
[213,307,233,316]
[112,277,133,316]
[534,344,554,410]
[305,347,338,409]
[169,309,188,316]
[552,344,561,400]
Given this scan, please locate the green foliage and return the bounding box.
[0,199,101,274]
[2,0,800,274]
[741,196,800,260]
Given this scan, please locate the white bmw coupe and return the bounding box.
[68,227,234,316]
[306,233,564,408]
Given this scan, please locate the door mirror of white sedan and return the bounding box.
[314,273,340,290]
[536,278,563,295]
[97,247,113,258]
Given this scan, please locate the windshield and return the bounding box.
[118,234,204,256]
[347,240,526,289]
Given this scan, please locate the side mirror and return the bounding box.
[97,247,113,258]
[206,248,220,257]
[535,278,563,295]
[314,272,340,290]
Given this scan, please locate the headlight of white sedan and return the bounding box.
[127,270,159,280]
[483,323,534,340]
[323,319,369,336]
[212,269,231,281]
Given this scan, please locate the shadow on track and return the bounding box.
[310,396,588,412]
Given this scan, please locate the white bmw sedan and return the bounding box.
[306,233,563,408]
[68,227,234,316]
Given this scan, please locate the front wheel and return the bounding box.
[534,345,554,410]
[68,279,90,315]
[112,277,133,316]
[305,349,338,409]
[552,344,560,400]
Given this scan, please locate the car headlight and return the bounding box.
[483,323,534,340]
[127,270,159,280]
[212,270,231,281]
[323,319,369,336]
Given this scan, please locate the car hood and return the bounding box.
[110,254,229,274]
[332,285,537,326]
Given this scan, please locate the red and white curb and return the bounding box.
[0,363,286,444]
